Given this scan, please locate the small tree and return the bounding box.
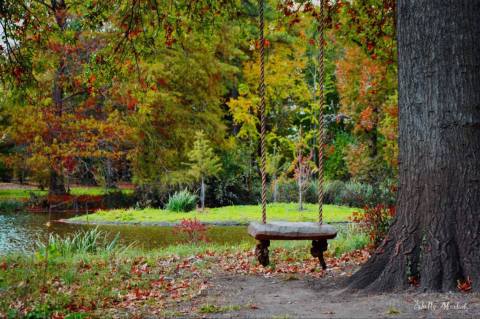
[187,131,222,211]
[294,151,315,211]
[289,129,316,211]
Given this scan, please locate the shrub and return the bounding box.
[173,218,208,243]
[0,200,25,212]
[272,179,297,203]
[325,131,354,181]
[102,190,136,209]
[370,179,397,206]
[269,179,317,204]
[335,182,373,207]
[350,204,396,247]
[35,227,120,258]
[329,224,369,256]
[166,189,197,212]
[270,178,397,208]
[303,181,319,204]
[134,184,173,208]
[323,180,346,204]
[0,161,13,182]
[204,144,261,207]
[28,193,124,213]
[207,176,260,207]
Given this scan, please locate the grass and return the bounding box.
[199,304,241,313]
[329,224,369,256]
[0,200,25,212]
[71,203,360,224]
[35,227,122,258]
[0,187,132,200]
[0,227,368,317]
[0,188,47,200]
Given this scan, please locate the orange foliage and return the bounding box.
[336,45,384,135]
[336,43,398,176]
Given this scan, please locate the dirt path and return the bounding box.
[193,273,480,318]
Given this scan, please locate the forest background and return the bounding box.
[0,0,398,209]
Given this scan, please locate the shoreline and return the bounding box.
[57,219,351,227]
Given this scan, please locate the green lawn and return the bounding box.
[0,187,132,200]
[71,203,360,224]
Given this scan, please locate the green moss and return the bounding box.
[71,203,360,224]
[199,304,241,313]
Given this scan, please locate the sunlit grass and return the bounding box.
[71,203,360,224]
[0,187,132,200]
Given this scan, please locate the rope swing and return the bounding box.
[317,0,325,225]
[249,0,336,269]
[258,0,267,225]
[257,0,325,224]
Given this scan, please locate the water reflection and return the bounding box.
[0,211,253,255]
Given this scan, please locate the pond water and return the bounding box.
[0,211,253,255]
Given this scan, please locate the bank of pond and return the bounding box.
[0,203,364,256]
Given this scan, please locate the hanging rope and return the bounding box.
[258,0,267,224]
[317,0,325,225]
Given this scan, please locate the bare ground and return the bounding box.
[188,271,480,319]
[0,182,38,190]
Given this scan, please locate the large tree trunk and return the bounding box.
[104,158,117,189]
[47,0,68,196]
[49,169,66,195]
[347,0,480,292]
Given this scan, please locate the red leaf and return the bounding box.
[457,277,472,292]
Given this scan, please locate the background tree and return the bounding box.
[0,0,133,194]
[0,0,403,208]
[288,128,315,211]
[334,0,398,185]
[348,0,480,292]
[187,131,222,211]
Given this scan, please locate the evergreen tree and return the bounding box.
[187,131,222,211]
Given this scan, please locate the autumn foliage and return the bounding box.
[173,218,208,244]
[0,0,399,204]
[350,205,396,248]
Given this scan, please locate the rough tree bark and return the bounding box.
[347,0,480,292]
[104,158,117,189]
[49,169,66,196]
[48,0,68,196]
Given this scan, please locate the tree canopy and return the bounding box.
[0,0,398,198]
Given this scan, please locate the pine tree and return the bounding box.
[187,131,222,211]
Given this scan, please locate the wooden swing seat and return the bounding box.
[248,221,337,269]
[248,221,337,240]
